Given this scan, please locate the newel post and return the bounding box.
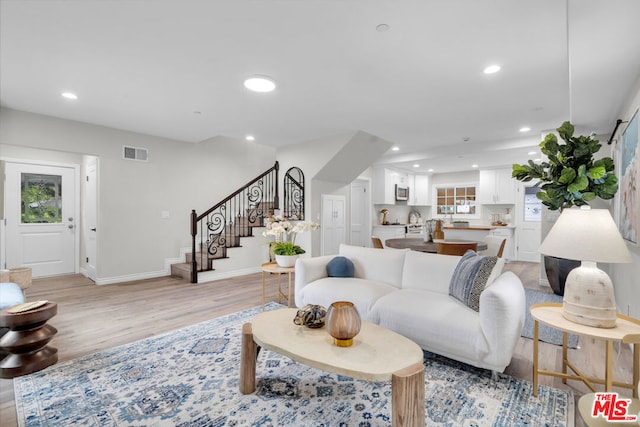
[190,209,198,284]
[274,161,280,212]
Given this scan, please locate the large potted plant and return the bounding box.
[512,121,619,295]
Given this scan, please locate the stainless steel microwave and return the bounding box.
[395,184,409,201]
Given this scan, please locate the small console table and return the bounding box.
[531,302,640,398]
[0,301,58,378]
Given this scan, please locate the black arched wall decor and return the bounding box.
[284,166,305,220]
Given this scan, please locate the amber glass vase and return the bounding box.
[326,301,361,347]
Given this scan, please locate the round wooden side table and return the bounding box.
[261,262,294,310]
[0,301,58,379]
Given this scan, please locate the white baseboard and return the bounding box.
[95,270,169,285]
[196,266,262,284]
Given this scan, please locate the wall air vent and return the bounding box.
[123,146,148,162]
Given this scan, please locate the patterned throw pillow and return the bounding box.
[326,256,355,278]
[448,250,499,311]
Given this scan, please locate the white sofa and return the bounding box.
[294,244,526,372]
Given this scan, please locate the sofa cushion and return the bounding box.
[298,277,397,321]
[370,289,489,365]
[326,256,354,278]
[448,251,498,311]
[338,244,408,288]
[401,250,461,294]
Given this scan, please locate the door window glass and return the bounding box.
[524,187,542,221]
[21,173,62,223]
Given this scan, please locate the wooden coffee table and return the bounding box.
[239,308,425,427]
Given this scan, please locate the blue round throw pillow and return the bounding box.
[326,256,354,278]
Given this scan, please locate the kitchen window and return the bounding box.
[436,185,477,217]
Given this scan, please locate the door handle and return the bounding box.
[90,227,97,232]
[68,224,74,229]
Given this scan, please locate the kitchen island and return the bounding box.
[441,225,515,260]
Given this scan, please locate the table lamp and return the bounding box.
[538,206,632,328]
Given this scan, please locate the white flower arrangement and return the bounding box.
[262,215,320,255]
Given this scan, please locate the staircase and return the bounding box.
[170,162,279,283]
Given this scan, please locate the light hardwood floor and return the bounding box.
[0,262,635,426]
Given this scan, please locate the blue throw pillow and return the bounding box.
[0,282,26,310]
[448,250,498,311]
[326,256,355,278]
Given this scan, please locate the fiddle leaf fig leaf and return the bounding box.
[558,168,576,184]
[582,192,596,202]
[557,121,574,142]
[588,165,606,180]
[567,174,588,192]
[594,157,615,172]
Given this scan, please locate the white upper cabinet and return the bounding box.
[373,167,397,204]
[373,167,410,205]
[408,174,431,206]
[479,168,516,204]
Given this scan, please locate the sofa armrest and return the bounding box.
[478,271,526,371]
[294,255,335,307]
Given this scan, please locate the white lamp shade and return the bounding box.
[539,207,632,264]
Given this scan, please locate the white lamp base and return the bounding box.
[562,261,617,328]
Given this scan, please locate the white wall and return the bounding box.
[0,108,276,282]
[276,132,359,257]
[609,75,640,318]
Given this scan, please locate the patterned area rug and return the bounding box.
[14,302,574,426]
[522,289,579,348]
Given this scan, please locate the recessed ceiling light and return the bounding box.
[245,135,255,141]
[520,127,531,133]
[528,151,537,156]
[61,92,78,100]
[413,164,420,168]
[244,76,276,93]
[428,169,434,172]
[483,65,501,74]
[391,146,400,151]
[472,164,479,168]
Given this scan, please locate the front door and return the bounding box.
[4,162,78,277]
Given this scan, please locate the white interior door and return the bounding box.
[4,162,78,277]
[349,179,370,247]
[515,182,542,262]
[84,157,98,281]
[321,194,346,255]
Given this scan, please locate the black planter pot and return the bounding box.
[544,256,581,296]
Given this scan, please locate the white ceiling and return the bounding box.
[2,0,639,174]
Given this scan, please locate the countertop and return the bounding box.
[374,223,515,229]
[443,224,515,230]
